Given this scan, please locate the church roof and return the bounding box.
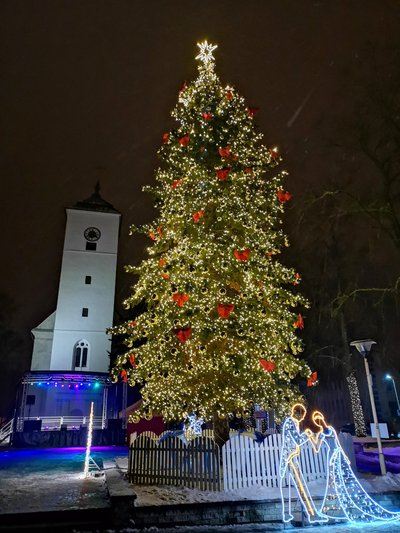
[70,181,120,214]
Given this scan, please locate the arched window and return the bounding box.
[73,340,90,370]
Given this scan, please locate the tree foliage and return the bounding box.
[110,43,310,425]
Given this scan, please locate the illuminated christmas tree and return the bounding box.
[111,42,311,432]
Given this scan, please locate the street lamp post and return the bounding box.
[385,374,400,417]
[350,339,387,476]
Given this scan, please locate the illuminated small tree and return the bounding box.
[111,42,311,434]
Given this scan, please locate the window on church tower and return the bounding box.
[74,340,89,369]
[82,307,88,317]
[86,242,97,251]
[82,347,88,367]
[74,348,81,368]
[85,276,92,284]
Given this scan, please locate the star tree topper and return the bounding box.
[196,40,218,64]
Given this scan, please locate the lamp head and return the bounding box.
[385,374,393,381]
[350,339,376,357]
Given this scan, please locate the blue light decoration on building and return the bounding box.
[30,376,104,391]
[279,404,400,524]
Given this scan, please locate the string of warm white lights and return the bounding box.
[110,41,312,424]
[346,372,367,437]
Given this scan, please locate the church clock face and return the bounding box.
[84,227,101,241]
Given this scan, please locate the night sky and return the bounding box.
[1,0,400,417]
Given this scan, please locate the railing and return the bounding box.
[16,416,104,431]
[0,419,13,443]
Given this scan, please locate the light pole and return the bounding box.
[350,339,386,476]
[385,374,400,417]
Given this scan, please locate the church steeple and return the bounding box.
[71,182,120,214]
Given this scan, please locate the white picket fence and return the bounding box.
[222,433,328,491]
[130,428,214,444]
[128,430,332,491]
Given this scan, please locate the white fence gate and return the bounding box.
[222,433,328,491]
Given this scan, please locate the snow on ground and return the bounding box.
[361,472,400,493]
[1,452,400,516]
[114,456,400,508]
[0,470,109,514]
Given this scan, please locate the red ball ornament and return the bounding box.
[121,369,128,383]
[234,248,250,262]
[293,272,300,285]
[202,112,213,121]
[217,303,235,319]
[175,327,192,343]
[225,90,233,101]
[129,354,136,368]
[163,133,169,144]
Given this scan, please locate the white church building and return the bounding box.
[12,184,126,446]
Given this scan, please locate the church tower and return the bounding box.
[13,185,123,445]
[31,183,120,373]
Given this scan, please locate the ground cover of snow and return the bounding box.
[0,470,109,514]
[114,457,400,508]
[1,448,400,515]
[0,446,123,514]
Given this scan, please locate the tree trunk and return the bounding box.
[212,413,230,447]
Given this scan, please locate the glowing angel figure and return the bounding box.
[308,411,400,523]
[279,404,327,524]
